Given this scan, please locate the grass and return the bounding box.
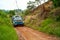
[39,19,60,37]
[26,18,60,37]
[0,24,18,40]
[25,7,60,37]
[0,14,18,40]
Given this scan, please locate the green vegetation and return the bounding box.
[39,19,60,37]
[25,7,60,37]
[27,1,36,10]
[24,0,60,37]
[0,10,18,40]
[52,0,60,7]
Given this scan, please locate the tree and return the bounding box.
[51,0,60,7]
[8,10,15,17]
[35,0,41,5]
[27,1,36,10]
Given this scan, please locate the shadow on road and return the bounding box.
[14,25,25,27]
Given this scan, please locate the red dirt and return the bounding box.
[15,26,60,40]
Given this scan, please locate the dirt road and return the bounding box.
[15,26,60,40]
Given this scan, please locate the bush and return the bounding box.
[39,8,60,37]
[40,21,60,37]
[48,7,60,21]
[52,0,60,7]
[0,12,18,40]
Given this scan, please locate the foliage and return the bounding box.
[0,10,18,40]
[52,0,60,7]
[27,1,36,10]
[21,9,30,17]
[35,0,41,5]
[35,0,46,5]
[39,19,60,37]
[25,7,60,37]
[8,10,15,17]
[48,7,60,21]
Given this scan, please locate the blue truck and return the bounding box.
[12,15,24,27]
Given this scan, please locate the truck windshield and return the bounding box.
[12,16,23,21]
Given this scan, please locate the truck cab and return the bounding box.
[12,15,24,27]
